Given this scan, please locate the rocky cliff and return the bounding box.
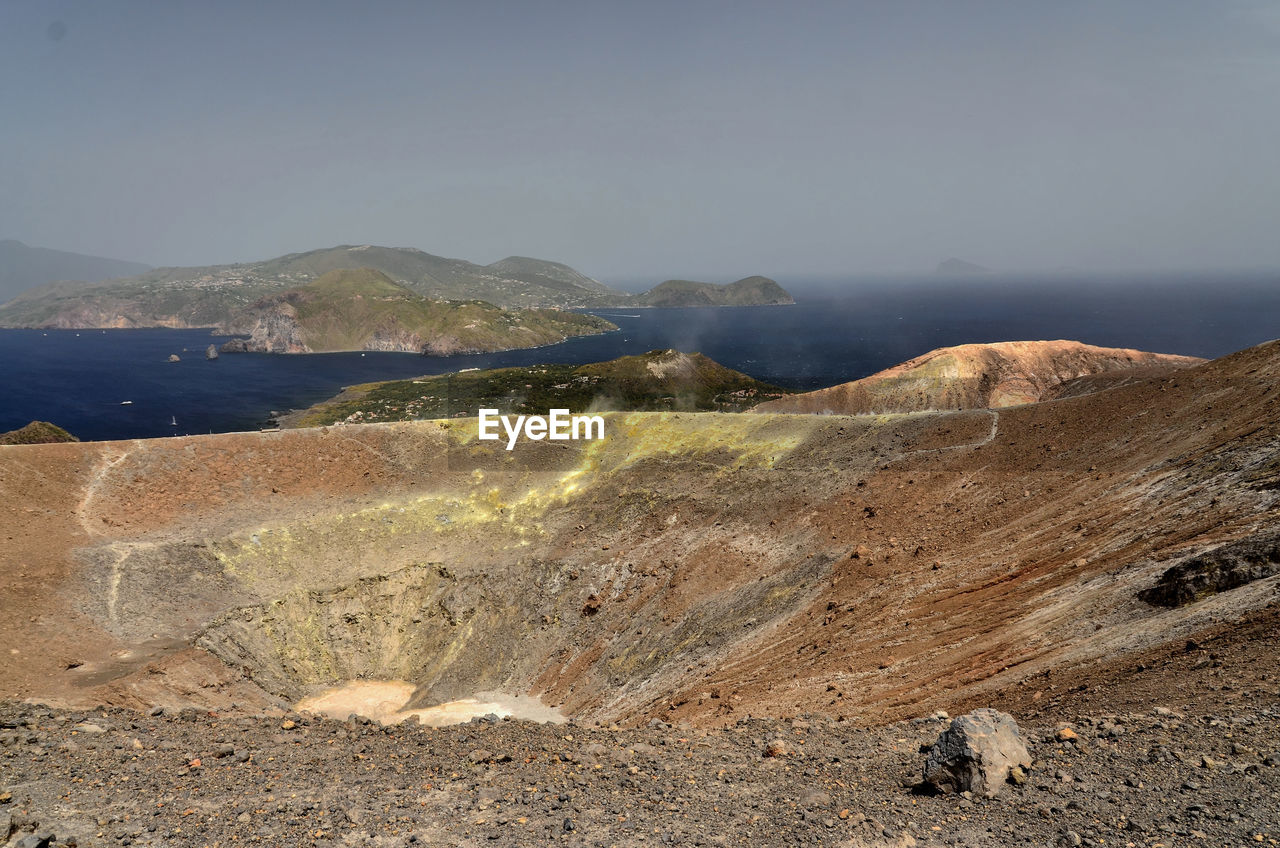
[219,268,615,355]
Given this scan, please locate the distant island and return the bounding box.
[936,258,989,274]
[633,276,794,308]
[282,349,790,427]
[219,268,615,355]
[0,243,793,330]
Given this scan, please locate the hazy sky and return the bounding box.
[3,1,1279,280]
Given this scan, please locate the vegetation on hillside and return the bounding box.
[0,244,795,329]
[284,349,790,427]
[0,245,624,329]
[223,268,616,354]
[0,421,79,445]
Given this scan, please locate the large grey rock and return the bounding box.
[15,832,54,848]
[922,708,1031,798]
[1138,530,1280,607]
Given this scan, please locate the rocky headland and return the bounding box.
[217,268,615,355]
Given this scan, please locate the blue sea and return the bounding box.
[1,272,1276,442]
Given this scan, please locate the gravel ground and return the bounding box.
[2,699,1277,848]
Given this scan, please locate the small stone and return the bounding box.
[799,789,831,807]
[280,720,297,730]
[72,722,106,735]
[1055,727,1078,742]
[148,706,164,717]
[1201,755,1219,770]
[1059,831,1082,847]
[764,739,789,758]
[1008,765,1028,785]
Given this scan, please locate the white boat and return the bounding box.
[170,416,178,426]
[120,400,133,405]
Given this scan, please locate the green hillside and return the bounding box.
[0,242,796,329]
[0,421,79,445]
[0,244,625,329]
[283,349,790,427]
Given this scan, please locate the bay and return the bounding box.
[0,271,1275,442]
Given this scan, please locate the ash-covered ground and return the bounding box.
[2,692,1278,848]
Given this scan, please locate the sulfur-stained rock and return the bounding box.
[923,708,1031,798]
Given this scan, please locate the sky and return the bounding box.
[2,1,1279,281]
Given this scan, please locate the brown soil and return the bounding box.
[753,339,1204,414]
[0,340,1276,729]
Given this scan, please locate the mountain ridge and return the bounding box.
[753,340,1205,415]
[0,243,793,328]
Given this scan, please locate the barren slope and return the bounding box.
[753,339,1204,414]
[0,340,1277,730]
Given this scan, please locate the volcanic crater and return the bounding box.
[3,341,1278,732]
